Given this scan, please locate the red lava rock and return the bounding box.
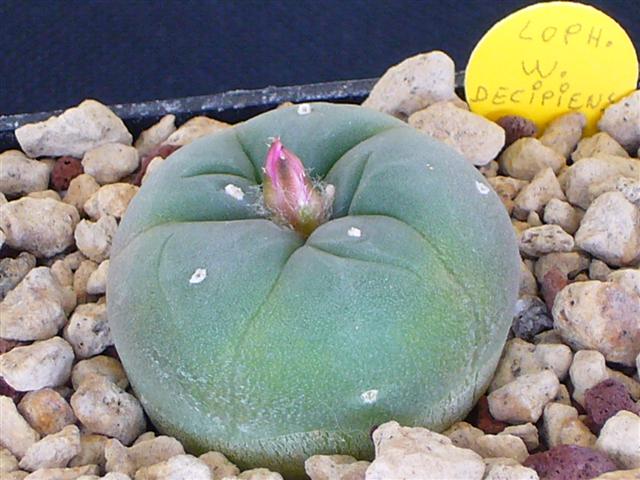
[51,156,83,190]
[466,395,508,434]
[541,267,569,311]
[584,378,640,432]
[133,143,180,185]
[496,115,538,147]
[523,444,617,480]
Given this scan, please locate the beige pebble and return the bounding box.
[27,190,60,201]
[198,451,239,479]
[572,132,629,162]
[606,368,640,401]
[135,115,176,157]
[591,468,640,480]
[553,281,640,367]
[0,396,41,459]
[539,112,586,159]
[19,425,80,472]
[608,268,640,297]
[71,356,128,391]
[543,199,582,235]
[482,458,539,480]
[479,160,499,178]
[519,261,538,296]
[569,350,609,406]
[500,423,539,451]
[0,337,74,391]
[0,198,79,258]
[1,470,29,479]
[133,454,211,480]
[0,252,36,301]
[487,176,528,214]
[362,51,456,119]
[513,167,565,220]
[104,436,184,478]
[84,184,138,221]
[68,434,108,471]
[526,211,542,227]
[554,384,572,406]
[0,150,50,197]
[62,252,88,272]
[86,261,109,296]
[366,421,485,480]
[23,464,99,480]
[559,418,597,448]
[63,303,111,359]
[596,410,640,469]
[408,102,504,166]
[0,447,19,473]
[50,260,73,288]
[236,469,284,480]
[63,175,100,215]
[18,389,76,436]
[74,216,117,264]
[82,144,139,185]
[488,370,559,424]
[534,251,589,285]
[490,338,571,392]
[499,137,565,180]
[71,376,145,446]
[589,259,613,281]
[443,421,484,452]
[518,225,575,258]
[475,434,528,463]
[15,100,132,158]
[575,191,640,267]
[162,116,230,147]
[304,454,369,480]
[562,155,640,209]
[0,267,68,341]
[542,402,578,448]
[73,260,99,305]
[598,90,640,153]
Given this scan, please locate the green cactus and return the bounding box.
[108,103,520,478]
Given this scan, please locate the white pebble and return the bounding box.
[133,454,211,480]
[82,143,139,185]
[189,268,207,284]
[63,303,112,359]
[0,337,74,391]
[71,356,128,391]
[19,425,81,472]
[304,454,370,480]
[596,410,640,469]
[71,376,146,446]
[0,150,50,197]
[0,198,80,258]
[568,350,609,406]
[163,116,230,147]
[84,184,138,220]
[0,267,68,341]
[0,396,40,459]
[104,436,184,477]
[134,114,176,157]
[366,421,485,480]
[224,184,244,201]
[15,99,132,158]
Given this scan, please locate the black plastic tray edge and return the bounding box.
[0,72,469,151]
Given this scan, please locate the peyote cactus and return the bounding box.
[108,103,520,478]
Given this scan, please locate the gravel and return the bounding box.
[1,50,639,479]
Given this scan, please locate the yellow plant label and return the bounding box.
[465,1,638,133]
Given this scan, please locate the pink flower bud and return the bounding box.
[263,138,330,237]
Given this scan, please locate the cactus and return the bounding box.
[108,103,520,478]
